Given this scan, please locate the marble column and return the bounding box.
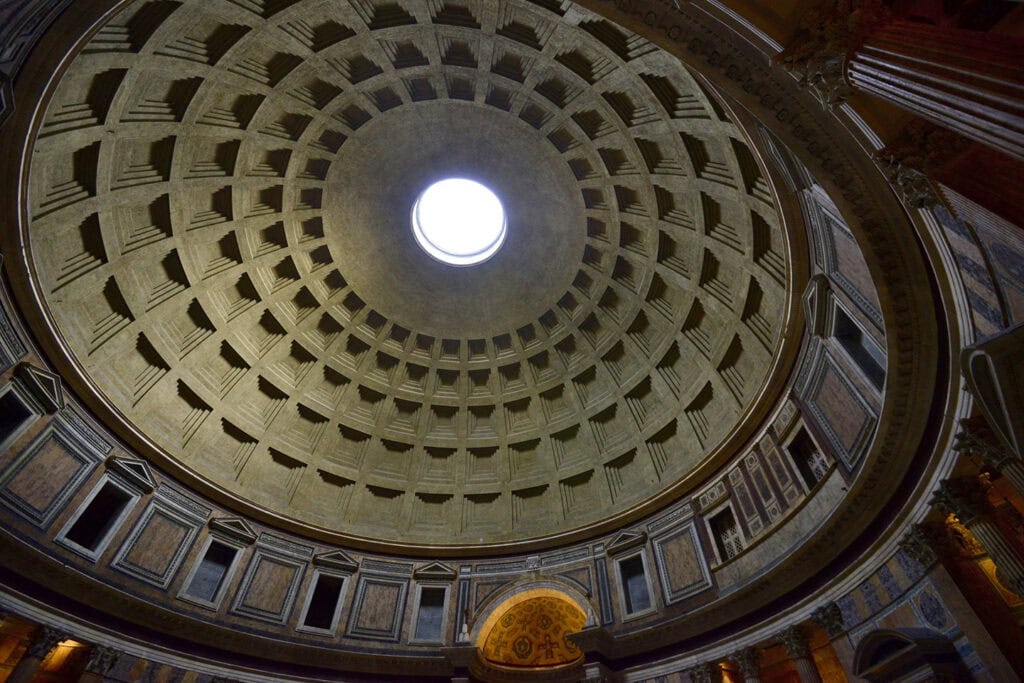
[778,626,822,683]
[777,3,1024,161]
[731,647,762,683]
[847,21,1024,161]
[7,626,66,683]
[933,476,1024,595]
[78,644,121,683]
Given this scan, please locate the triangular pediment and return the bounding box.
[413,561,457,581]
[607,529,647,555]
[314,549,358,572]
[107,456,157,492]
[209,517,257,544]
[16,363,64,413]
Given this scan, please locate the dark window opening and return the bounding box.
[414,587,447,641]
[64,482,133,552]
[834,308,886,390]
[709,507,744,561]
[0,390,33,443]
[618,555,651,614]
[788,427,829,489]
[303,574,344,630]
[185,541,237,602]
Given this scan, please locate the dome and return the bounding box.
[0,0,1019,681]
[19,0,793,550]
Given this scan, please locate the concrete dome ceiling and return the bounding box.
[23,0,793,548]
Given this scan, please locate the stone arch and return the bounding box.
[853,628,970,682]
[469,579,598,646]
[468,585,592,678]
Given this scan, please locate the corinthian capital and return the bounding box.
[931,476,992,525]
[775,0,891,107]
[810,602,845,638]
[85,644,121,675]
[27,626,67,659]
[778,625,811,659]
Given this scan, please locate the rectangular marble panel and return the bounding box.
[346,574,408,641]
[111,498,202,588]
[803,352,876,469]
[0,425,101,528]
[652,523,711,604]
[230,548,307,624]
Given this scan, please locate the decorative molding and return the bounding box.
[106,456,157,493]
[314,549,359,572]
[414,561,457,581]
[209,517,258,544]
[14,363,63,414]
[606,529,647,555]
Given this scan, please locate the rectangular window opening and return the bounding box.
[0,389,33,445]
[414,586,447,642]
[788,427,829,489]
[618,555,651,615]
[303,574,344,630]
[834,308,886,390]
[185,541,237,603]
[64,482,133,552]
[709,507,743,562]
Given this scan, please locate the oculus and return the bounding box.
[411,178,507,266]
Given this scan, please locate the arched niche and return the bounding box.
[465,583,595,680]
[853,628,970,682]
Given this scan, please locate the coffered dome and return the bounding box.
[23,0,793,548]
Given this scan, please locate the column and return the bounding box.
[731,647,762,683]
[777,626,822,683]
[684,661,722,683]
[933,476,1024,594]
[776,4,1024,161]
[847,21,1024,161]
[78,644,121,683]
[7,625,65,683]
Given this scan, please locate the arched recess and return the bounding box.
[470,580,598,642]
[853,628,971,682]
[468,582,597,677]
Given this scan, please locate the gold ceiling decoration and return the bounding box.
[481,594,586,669]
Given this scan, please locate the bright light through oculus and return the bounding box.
[412,178,507,266]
